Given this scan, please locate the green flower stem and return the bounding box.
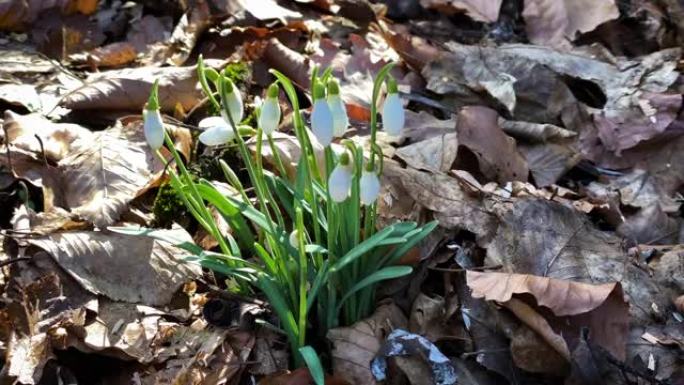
[295,208,308,362]
[267,134,289,178]
[256,128,286,229]
[197,55,220,111]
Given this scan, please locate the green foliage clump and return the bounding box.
[152,182,189,228]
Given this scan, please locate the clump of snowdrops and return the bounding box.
[141,58,436,378]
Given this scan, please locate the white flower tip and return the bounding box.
[258,98,281,135]
[328,95,349,138]
[289,230,299,249]
[198,117,234,145]
[311,99,334,146]
[360,171,381,205]
[328,164,352,202]
[143,109,165,150]
[382,93,405,136]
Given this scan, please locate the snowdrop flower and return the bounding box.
[381,78,404,136]
[258,83,281,135]
[143,81,164,150]
[289,229,300,249]
[311,80,334,146]
[328,152,353,202]
[220,77,244,124]
[198,116,234,145]
[360,166,381,205]
[327,79,348,138]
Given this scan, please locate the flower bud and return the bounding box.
[143,80,164,150]
[381,79,404,136]
[143,109,165,150]
[327,80,348,138]
[221,77,244,124]
[198,116,234,145]
[289,229,300,249]
[328,155,352,202]
[258,84,281,135]
[311,81,334,146]
[360,168,381,205]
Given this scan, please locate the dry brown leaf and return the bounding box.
[2,111,93,162]
[0,0,98,31]
[518,143,580,187]
[420,0,502,22]
[60,60,223,112]
[523,0,620,48]
[394,133,458,172]
[455,106,529,183]
[327,302,407,385]
[467,271,630,360]
[509,323,569,374]
[402,110,457,143]
[83,42,138,68]
[28,227,201,306]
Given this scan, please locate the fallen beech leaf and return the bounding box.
[0,0,98,31]
[28,227,201,306]
[498,118,576,142]
[523,0,619,48]
[327,303,407,385]
[510,323,569,374]
[676,295,684,313]
[420,0,502,22]
[467,271,629,360]
[60,60,224,112]
[3,111,93,162]
[455,106,529,183]
[395,133,458,172]
[402,110,457,143]
[84,42,137,68]
[518,142,580,187]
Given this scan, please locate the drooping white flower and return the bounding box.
[327,80,348,137]
[311,80,334,146]
[289,229,300,249]
[198,116,234,145]
[328,162,353,202]
[381,78,404,136]
[221,78,244,124]
[359,169,381,205]
[258,84,281,135]
[143,108,164,150]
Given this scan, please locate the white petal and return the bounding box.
[327,94,348,137]
[311,99,334,146]
[360,171,381,205]
[328,165,352,202]
[198,117,234,145]
[221,89,244,124]
[381,93,405,136]
[143,109,165,150]
[289,230,299,249]
[258,98,281,135]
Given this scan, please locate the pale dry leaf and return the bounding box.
[28,228,202,306]
[56,121,163,227]
[420,0,502,22]
[523,0,620,48]
[402,110,456,143]
[60,59,224,112]
[510,323,569,374]
[518,143,580,187]
[327,303,407,385]
[2,111,93,162]
[498,118,576,142]
[395,133,458,172]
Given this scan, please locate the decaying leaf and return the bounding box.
[419,0,502,23]
[28,227,201,306]
[395,133,458,172]
[60,59,224,112]
[455,106,528,183]
[522,0,620,48]
[467,271,629,360]
[327,302,407,385]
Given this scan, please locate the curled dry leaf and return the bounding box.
[395,133,458,172]
[327,303,407,385]
[28,227,201,307]
[522,0,620,48]
[467,271,630,360]
[455,106,529,183]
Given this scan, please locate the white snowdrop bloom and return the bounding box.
[143,108,165,150]
[258,84,281,135]
[328,162,353,202]
[326,79,348,138]
[360,169,381,205]
[289,229,300,249]
[381,93,405,136]
[221,79,244,124]
[198,116,234,145]
[311,99,334,146]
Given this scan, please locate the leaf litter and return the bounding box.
[1,0,683,384]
